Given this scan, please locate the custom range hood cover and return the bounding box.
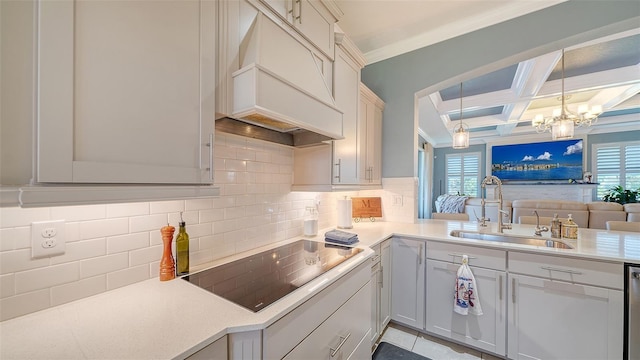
[217,12,343,147]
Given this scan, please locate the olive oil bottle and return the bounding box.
[176,212,190,276]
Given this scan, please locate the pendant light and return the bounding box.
[532,49,602,140]
[452,82,470,149]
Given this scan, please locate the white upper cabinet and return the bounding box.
[260,0,341,59]
[37,0,215,184]
[359,84,384,185]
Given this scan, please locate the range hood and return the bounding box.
[216,12,343,147]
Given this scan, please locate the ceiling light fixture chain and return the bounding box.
[531,49,603,140]
[452,82,470,149]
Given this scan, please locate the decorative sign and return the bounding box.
[351,197,382,219]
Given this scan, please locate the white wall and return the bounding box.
[0,133,415,321]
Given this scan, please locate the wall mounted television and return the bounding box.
[491,139,583,182]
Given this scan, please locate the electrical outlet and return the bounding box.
[31,220,66,258]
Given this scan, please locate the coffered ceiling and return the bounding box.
[335,1,640,147]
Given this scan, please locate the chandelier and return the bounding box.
[531,49,603,140]
[452,82,469,149]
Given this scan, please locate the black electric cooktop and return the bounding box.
[183,240,363,312]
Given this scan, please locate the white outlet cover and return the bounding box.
[31,220,66,258]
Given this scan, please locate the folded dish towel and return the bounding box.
[453,255,483,316]
[324,229,359,245]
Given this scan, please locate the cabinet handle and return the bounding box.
[499,274,503,301]
[206,133,214,181]
[419,243,423,265]
[296,0,302,24]
[540,266,583,275]
[330,333,351,357]
[334,159,341,182]
[380,266,384,288]
[512,278,516,304]
[447,253,477,262]
[371,254,380,263]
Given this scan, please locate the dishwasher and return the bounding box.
[626,263,639,360]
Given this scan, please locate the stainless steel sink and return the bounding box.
[449,230,574,249]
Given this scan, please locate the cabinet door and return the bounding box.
[391,237,425,329]
[295,0,335,58]
[425,259,506,356]
[260,0,289,19]
[37,0,215,184]
[366,103,382,184]
[380,240,392,327]
[332,46,360,185]
[508,274,623,360]
[187,335,227,359]
[370,261,381,344]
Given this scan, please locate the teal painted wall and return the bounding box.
[361,1,640,179]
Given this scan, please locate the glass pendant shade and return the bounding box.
[551,118,574,140]
[452,123,470,149]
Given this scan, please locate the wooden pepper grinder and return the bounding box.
[159,224,176,281]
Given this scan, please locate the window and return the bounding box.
[446,152,480,197]
[592,141,640,199]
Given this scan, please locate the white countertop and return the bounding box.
[1,220,639,359]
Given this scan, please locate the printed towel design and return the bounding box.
[453,255,483,316]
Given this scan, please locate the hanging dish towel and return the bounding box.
[453,255,483,316]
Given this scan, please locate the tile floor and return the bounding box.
[377,322,503,360]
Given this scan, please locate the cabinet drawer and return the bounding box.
[427,241,506,271]
[508,252,623,289]
[263,260,370,359]
[370,243,382,265]
[283,281,371,359]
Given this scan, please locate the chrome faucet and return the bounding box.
[532,210,549,236]
[480,175,512,233]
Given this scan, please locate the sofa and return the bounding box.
[511,199,589,228]
[586,202,627,229]
[625,203,640,222]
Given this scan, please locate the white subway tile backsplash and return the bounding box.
[1,249,50,273]
[223,184,247,196]
[0,227,30,251]
[107,233,149,254]
[0,273,15,298]
[0,289,50,321]
[106,202,149,218]
[199,209,224,223]
[182,223,213,239]
[107,265,149,290]
[129,245,163,267]
[150,200,185,214]
[168,211,198,226]
[51,204,106,222]
[80,218,129,240]
[185,198,214,211]
[236,148,256,161]
[80,253,129,279]
[15,262,79,294]
[0,207,50,228]
[129,214,167,233]
[50,238,106,265]
[51,275,106,307]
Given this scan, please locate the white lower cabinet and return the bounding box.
[424,241,507,356]
[283,281,371,359]
[425,259,506,356]
[370,239,391,346]
[391,237,425,329]
[507,252,624,360]
[187,335,228,359]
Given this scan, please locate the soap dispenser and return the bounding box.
[550,213,562,239]
[562,214,578,240]
[175,212,190,276]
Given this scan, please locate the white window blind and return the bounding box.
[593,141,640,199]
[446,152,480,197]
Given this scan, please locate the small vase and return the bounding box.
[159,225,176,281]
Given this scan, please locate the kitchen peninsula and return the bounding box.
[1,220,637,359]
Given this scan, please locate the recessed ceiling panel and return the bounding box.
[450,106,504,120]
[547,34,640,80]
[599,108,640,117]
[439,65,518,101]
[527,90,601,110]
[469,126,497,133]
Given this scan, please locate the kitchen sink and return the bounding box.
[449,230,574,249]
